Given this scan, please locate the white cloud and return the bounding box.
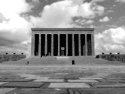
[92,0,105,2]
[70,0,85,5]
[31,0,105,28]
[0,0,32,36]
[116,0,125,2]
[100,16,110,22]
[95,27,125,54]
[0,0,32,55]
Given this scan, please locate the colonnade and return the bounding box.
[32,33,94,57]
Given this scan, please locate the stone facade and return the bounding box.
[31,28,95,57]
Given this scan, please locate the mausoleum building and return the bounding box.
[31,28,95,57]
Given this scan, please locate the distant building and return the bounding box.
[31,28,95,57]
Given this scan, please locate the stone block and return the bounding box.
[0,82,7,85]
[0,88,15,94]
[105,73,125,79]
[77,88,125,94]
[49,83,90,88]
[98,79,125,83]
[1,82,43,88]
[68,79,98,83]
[0,78,33,82]
[20,74,49,80]
[94,83,125,88]
[79,77,102,80]
[34,79,64,82]
[6,88,66,94]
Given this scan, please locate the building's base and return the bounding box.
[10,56,124,65]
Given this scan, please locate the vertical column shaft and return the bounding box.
[66,34,68,56]
[79,34,81,56]
[51,34,53,56]
[58,34,60,56]
[31,33,35,56]
[39,34,41,57]
[85,34,88,56]
[45,34,47,56]
[91,34,95,56]
[72,34,74,56]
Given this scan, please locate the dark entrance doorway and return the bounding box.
[60,34,66,56]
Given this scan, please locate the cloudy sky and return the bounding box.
[0,0,125,56]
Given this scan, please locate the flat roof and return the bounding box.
[31,28,94,31]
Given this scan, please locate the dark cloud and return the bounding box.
[0,32,28,42]
[0,38,16,46]
[25,0,59,17]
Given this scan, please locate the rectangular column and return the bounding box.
[85,34,88,56]
[58,34,60,56]
[45,34,47,56]
[87,34,92,56]
[39,34,41,57]
[79,34,81,56]
[91,34,95,56]
[31,33,35,56]
[66,34,68,56]
[72,34,74,56]
[51,34,53,56]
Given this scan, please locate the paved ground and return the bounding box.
[0,64,124,94]
[0,56,125,94]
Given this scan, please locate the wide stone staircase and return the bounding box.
[4,56,124,65]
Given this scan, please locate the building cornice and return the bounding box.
[31,28,94,31]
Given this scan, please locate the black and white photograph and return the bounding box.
[0,0,125,94]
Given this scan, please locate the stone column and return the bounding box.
[66,34,68,56]
[85,34,88,56]
[58,34,60,56]
[31,33,35,56]
[45,34,47,56]
[39,34,41,57]
[91,34,95,56]
[51,34,53,56]
[79,34,81,56]
[72,34,74,56]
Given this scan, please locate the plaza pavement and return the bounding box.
[0,57,125,93]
